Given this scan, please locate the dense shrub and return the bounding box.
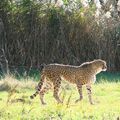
[0,0,120,72]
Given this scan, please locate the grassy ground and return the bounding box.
[0,75,120,120]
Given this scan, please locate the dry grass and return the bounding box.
[0,75,37,91]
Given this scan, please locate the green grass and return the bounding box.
[0,77,120,120]
[97,72,120,82]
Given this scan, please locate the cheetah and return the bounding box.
[30,59,107,105]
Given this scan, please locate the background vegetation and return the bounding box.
[0,1,120,119]
[0,0,120,76]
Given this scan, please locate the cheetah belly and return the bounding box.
[60,75,76,84]
[80,78,88,85]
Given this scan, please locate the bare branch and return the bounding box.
[100,0,112,12]
[99,0,104,5]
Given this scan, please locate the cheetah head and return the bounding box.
[92,59,107,74]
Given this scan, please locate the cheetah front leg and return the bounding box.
[75,83,83,103]
[53,79,63,104]
[86,84,94,105]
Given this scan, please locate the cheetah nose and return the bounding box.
[103,66,107,70]
[103,67,107,71]
[105,66,107,70]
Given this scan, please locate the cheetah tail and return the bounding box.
[30,91,39,99]
[30,77,44,99]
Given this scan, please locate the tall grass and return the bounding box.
[0,74,37,91]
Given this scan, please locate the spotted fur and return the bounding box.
[30,59,107,105]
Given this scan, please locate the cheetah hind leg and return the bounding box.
[39,83,52,105]
[39,87,48,105]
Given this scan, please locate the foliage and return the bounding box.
[0,0,120,73]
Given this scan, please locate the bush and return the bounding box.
[0,0,120,72]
